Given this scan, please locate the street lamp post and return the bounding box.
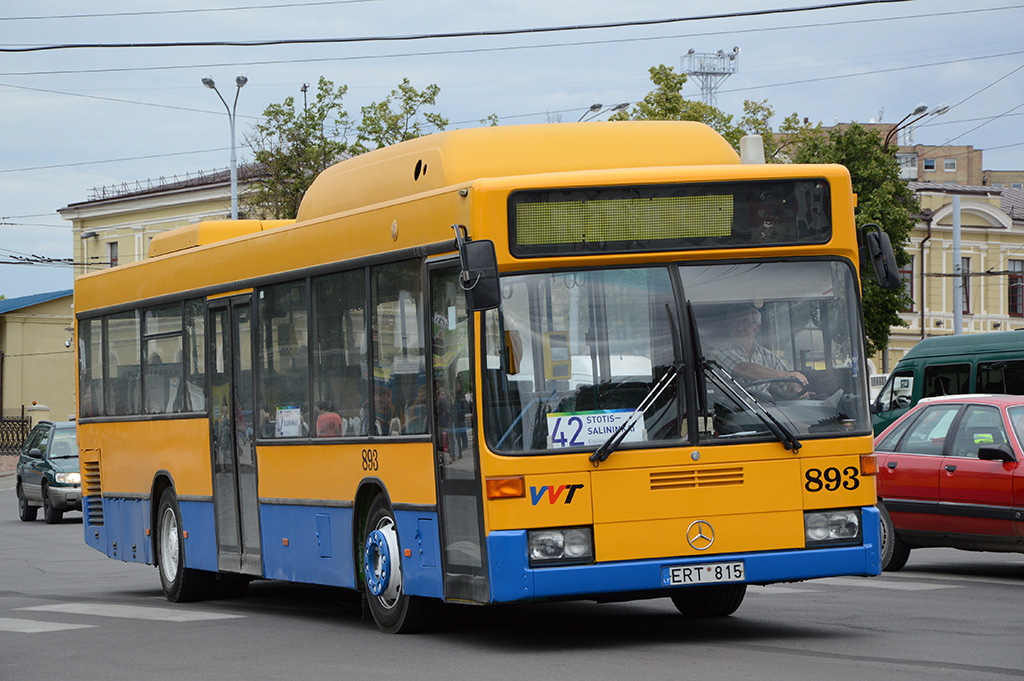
[202,74,248,220]
[884,103,928,149]
[578,102,630,122]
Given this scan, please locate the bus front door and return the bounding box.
[208,298,263,576]
[429,264,489,604]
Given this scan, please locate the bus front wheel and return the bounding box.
[156,488,215,602]
[361,494,432,633]
[670,583,746,617]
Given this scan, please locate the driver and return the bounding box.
[711,305,809,399]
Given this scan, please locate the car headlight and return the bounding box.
[54,472,81,485]
[804,509,861,546]
[527,527,594,566]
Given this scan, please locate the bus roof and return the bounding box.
[295,121,740,222]
[900,331,1024,361]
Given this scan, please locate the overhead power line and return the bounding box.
[0,0,383,22]
[2,49,1023,178]
[1,0,917,52]
[1,5,1019,78]
[0,147,229,174]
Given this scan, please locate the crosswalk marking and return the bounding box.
[750,576,960,596]
[750,585,816,594]
[821,576,957,591]
[0,617,95,633]
[18,603,245,622]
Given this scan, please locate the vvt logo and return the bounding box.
[530,484,585,505]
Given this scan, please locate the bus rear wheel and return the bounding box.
[361,494,432,633]
[156,488,215,602]
[670,584,746,617]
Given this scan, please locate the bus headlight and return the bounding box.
[55,472,81,485]
[804,509,861,546]
[527,527,593,566]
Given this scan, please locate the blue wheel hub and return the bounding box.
[364,529,391,597]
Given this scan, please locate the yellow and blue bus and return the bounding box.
[75,122,892,633]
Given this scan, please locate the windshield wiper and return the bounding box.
[590,360,683,467]
[703,359,802,452]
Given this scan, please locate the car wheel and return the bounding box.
[42,484,63,524]
[17,483,37,522]
[670,583,747,617]
[361,493,433,633]
[156,488,216,602]
[879,502,911,572]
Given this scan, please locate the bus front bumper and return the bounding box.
[487,506,881,604]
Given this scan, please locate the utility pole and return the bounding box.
[952,195,963,334]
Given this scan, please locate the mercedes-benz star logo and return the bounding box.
[686,519,715,551]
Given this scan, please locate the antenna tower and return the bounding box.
[682,47,740,107]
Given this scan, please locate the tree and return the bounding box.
[790,124,916,354]
[244,77,449,217]
[609,65,783,158]
[244,77,354,219]
[353,78,449,152]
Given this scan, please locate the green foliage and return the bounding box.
[353,78,449,153]
[244,77,353,219]
[791,123,917,354]
[610,65,784,159]
[244,76,448,218]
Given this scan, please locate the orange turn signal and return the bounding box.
[486,476,525,499]
[860,453,878,476]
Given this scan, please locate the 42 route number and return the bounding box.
[804,466,859,492]
[362,448,379,471]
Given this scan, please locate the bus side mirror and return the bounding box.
[453,225,501,312]
[863,224,901,290]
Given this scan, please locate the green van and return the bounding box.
[872,330,1024,434]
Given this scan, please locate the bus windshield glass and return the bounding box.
[685,260,869,442]
[482,260,869,454]
[483,268,680,453]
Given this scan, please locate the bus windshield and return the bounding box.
[482,259,868,454]
[685,260,869,442]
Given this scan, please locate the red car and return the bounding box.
[873,394,1024,571]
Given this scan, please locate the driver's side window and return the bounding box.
[878,370,914,412]
[22,426,47,455]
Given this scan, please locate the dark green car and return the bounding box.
[16,421,81,524]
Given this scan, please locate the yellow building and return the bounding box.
[881,183,1024,371]
[59,167,251,277]
[0,290,75,448]
[0,166,252,447]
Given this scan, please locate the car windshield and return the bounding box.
[481,260,870,455]
[1007,405,1024,449]
[49,428,78,459]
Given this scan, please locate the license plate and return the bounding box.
[662,561,745,586]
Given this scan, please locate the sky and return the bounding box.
[1,0,1023,300]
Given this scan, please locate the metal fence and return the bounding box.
[0,414,31,455]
